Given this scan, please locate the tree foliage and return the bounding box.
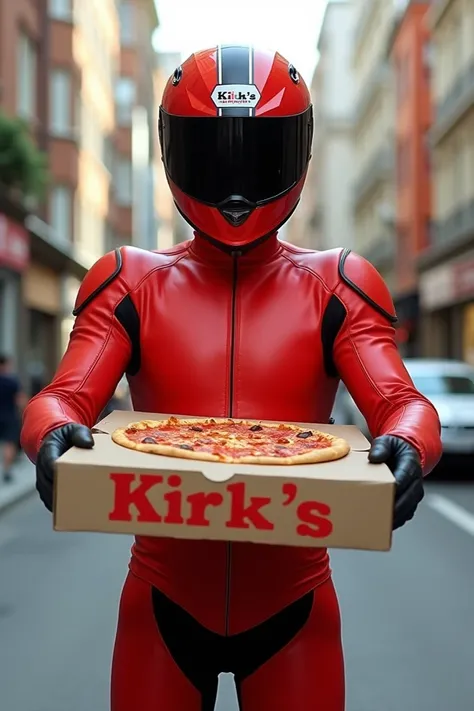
[0,112,49,201]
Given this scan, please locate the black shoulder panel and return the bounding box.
[115,295,141,376]
[321,294,347,378]
[338,248,398,324]
[72,248,123,317]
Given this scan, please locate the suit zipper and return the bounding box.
[224,249,241,636]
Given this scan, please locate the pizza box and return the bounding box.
[53,410,395,552]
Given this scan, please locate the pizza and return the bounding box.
[111,417,350,465]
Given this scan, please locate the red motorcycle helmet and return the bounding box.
[159,45,313,248]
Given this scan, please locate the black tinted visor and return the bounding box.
[159,107,313,206]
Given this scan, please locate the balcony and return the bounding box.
[353,63,390,126]
[431,61,474,145]
[419,200,474,267]
[25,214,90,280]
[353,144,395,207]
[360,234,395,271]
[432,201,474,247]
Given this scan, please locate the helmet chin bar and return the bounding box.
[174,199,300,255]
[204,230,274,255]
[217,195,256,227]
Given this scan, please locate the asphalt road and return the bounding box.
[1,480,474,711]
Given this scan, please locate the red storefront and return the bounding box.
[0,212,30,368]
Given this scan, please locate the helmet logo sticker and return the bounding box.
[211,84,261,109]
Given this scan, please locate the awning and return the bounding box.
[25,215,88,281]
[0,191,89,281]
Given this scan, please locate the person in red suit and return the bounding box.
[21,46,442,711]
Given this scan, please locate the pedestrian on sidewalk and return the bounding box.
[0,354,27,483]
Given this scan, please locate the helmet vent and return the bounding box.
[172,66,183,86]
[288,64,300,84]
[218,196,255,227]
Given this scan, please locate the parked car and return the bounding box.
[333,359,474,455]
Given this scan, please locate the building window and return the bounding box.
[115,159,132,205]
[119,2,136,46]
[115,77,136,126]
[50,70,72,137]
[16,34,37,120]
[48,0,72,20]
[50,185,72,242]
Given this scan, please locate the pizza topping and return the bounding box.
[115,417,348,463]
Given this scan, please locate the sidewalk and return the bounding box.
[0,454,36,513]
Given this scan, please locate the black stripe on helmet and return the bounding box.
[217,44,252,117]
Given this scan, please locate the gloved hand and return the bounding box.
[36,424,94,512]
[368,435,424,530]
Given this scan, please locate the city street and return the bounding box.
[1,0,473,709]
[1,479,474,711]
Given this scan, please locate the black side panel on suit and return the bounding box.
[151,586,314,711]
[321,294,347,378]
[72,248,123,316]
[114,295,141,376]
[338,248,398,323]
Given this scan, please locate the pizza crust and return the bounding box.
[111,417,351,465]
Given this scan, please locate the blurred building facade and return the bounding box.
[287,0,355,250]
[390,1,432,355]
[351,0,398,291]
[154,51,193,249]
[111,0,159,255]
[418,0,474,364]
[0,0,159,392]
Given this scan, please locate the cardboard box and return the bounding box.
[54,411,395,552]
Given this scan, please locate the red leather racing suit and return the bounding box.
[21,233,442,710]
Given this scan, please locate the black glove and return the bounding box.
[368,435,424,530]
[36,423,94,512]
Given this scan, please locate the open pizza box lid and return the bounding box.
[54,411,395,552]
